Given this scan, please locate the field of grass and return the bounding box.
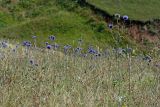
[0,39,160,107]
[0,1,160,107]
[87,0,160,21]
[0,0,136,49]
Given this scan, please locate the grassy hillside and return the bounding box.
[0,0,135,49]
[87,0,160,21]
[0,1,160,106]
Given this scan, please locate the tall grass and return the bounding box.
[0,39,159,107]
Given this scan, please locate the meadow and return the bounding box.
[0,37,160,107]
[0,0,160,107]
[87,0,160,21]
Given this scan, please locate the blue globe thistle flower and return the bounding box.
[88,47,97,54]
[64,45,72,54]
[53,44,59,49]
[1,41,8,48]
[114,13,121,19]
[29,59,34,65]
[29,59,38,66]
[78,39,83,45]
[81,54,88,57]
[26,42,32,47]
[78,39,82,42]
[143,55,152,63]
[46,45,52,49]
[49,35,55,41]
[22,41,31,47]
[126,48,132,53]
[16,44,19,48]
[12,48,16,52]
[32,36,36,38]
[108,23,113,29]
[22,41,27,46]
[114,48,123,55]
[75,47,82,53]
[123,15,129,21]
[64,45,71,49]
[45,42,49,45]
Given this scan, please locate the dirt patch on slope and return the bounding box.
[128,25,159,43]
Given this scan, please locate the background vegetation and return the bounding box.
[0,0,135,49]
[87,0,160,21]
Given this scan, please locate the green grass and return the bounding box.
[0,41,159,106]
[87,0,160,21]
[0,0,135,49]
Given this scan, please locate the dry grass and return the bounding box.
[0,42,160,107]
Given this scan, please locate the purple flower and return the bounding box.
[81,54,87,57]
[123,15,129,21]
[32,36,37,39]
[45,42,49,45]
[29,59,34,65]
[97,53,101,57]
[46,45,52,49]
[88,47,97,54]
[49,35,55,41]
[114,13,121,19]
[64,45,72,54]
[1,42,8,48]
[64,45,71,50]
[53,44,59,49]
[78,39,83,45]
[143,55,152,63]
[22,41,27,46]
[12,48,16,52]
[126,48,132,53]
[22,41,31,47]
[75,47,82,53]
[108,23,113,29]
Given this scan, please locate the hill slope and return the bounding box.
[0,0,133,48]
[87,0,160,21]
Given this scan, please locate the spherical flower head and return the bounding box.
[123,15,129,21]
[64,45,71,50]
[32,36,37,39]
[45,42,49,45]
[22,41,31,47]
[49,35,55,41]
[26,42,32,47]
[22,41,27,46]
[88,48,97,54]
[78,39,83,44]
[75,47,82,53]
[108,23,113,29]
[64,45,71,54]
[81,54,87,57]
[53,44,59,49]
[1,42,8,48]
[12,48,16,52]
[46,45,52,49]
[114,13,121,19]
[29,59,34,65]
[143,55,152,63]
[126,48,132,53]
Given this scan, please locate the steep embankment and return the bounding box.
[78,0,160,48]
